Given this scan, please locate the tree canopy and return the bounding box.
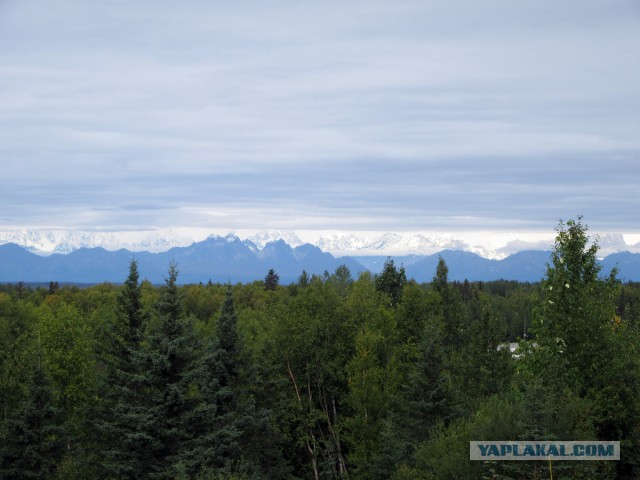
[1,219,640,478]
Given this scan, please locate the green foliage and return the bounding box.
[264,268,280,291]
[96,259,157,479]
[183,283,223,327]
[455,297,513,408]
[35,302,94,410]
[329,264,354,298]
[184,285,248,476]
[215,286,240,379]
[0,293,38,419]
[2,222,640,479]
[519,217,640,478]
[34,299,95,466]
[416,387,613,480]
[0,361,63,479]
[527,217,618,391]
[346,323,397,446]
[120,259,144,346]
[143,263,206,478]
[375,258,406,307]
[431,257,464,347]
[264,276,352,479]
[395,315,456,449]
[297,269,310,288]
[395,281,430,344]
[345,274,402,480]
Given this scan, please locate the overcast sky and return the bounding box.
[1,0,639,238]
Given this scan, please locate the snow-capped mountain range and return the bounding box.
[0,229,195,255]
[0,228,639,259]
[2,230,640,284]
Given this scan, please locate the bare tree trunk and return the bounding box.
[319,390,348,477]
[332,396,348,476]
[287,358,320,480]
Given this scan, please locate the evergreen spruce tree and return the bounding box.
[145,262,202,479]
[297,270,310,288]
[264,269,280,291]
[396,320,454,452]
[97,259,157,479]
[457,299,512,407]
[330,264,354,298]
[120,259,144,347]
[183,285,274,477]
[178,285,242,476]
[432,257,461,345]
[216,286,240,383]
[374,258,406,307]
[0,360,63,479]
[430,257,471,413]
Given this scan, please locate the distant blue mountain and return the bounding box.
[1,238,639,284]
[0,236,367,284]
[378,250,637,283]
[349,250,551,283]
[397,250,551,283]
[600,251,640,282]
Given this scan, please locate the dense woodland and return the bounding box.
[2,219,640,479]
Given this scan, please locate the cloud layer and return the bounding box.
[1,0,639,233]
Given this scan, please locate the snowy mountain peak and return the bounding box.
[0,229,194,255]
[0,228,638,259]
[314,233,372,252]
[206,233,242,243]
[311,231,486,257]
[247,231,304,249]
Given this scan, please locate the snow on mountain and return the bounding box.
[313,232,466,256]
[368,232,467,255]
[0,228,638,259]
[245,230,304,249]
[305,231,501,258]
[497,239,556,257]
[596,233,640,257]
[313,233,373,253]
[495,233,640,259]
[0,229,196,255]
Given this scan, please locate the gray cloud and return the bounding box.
[0,0,639,234]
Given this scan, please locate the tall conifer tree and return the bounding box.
[145,262,201,478]
[374,258,406,307]
[98,259,157,478]
[0,361,63,479]
[182,285,265,476]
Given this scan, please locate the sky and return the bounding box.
[1,0,639,245]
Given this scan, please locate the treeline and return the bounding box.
[2,219,640,479]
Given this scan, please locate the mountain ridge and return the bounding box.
[1,229,639,260]
[1,237,639,284]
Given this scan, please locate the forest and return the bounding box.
[2,218,640,479]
